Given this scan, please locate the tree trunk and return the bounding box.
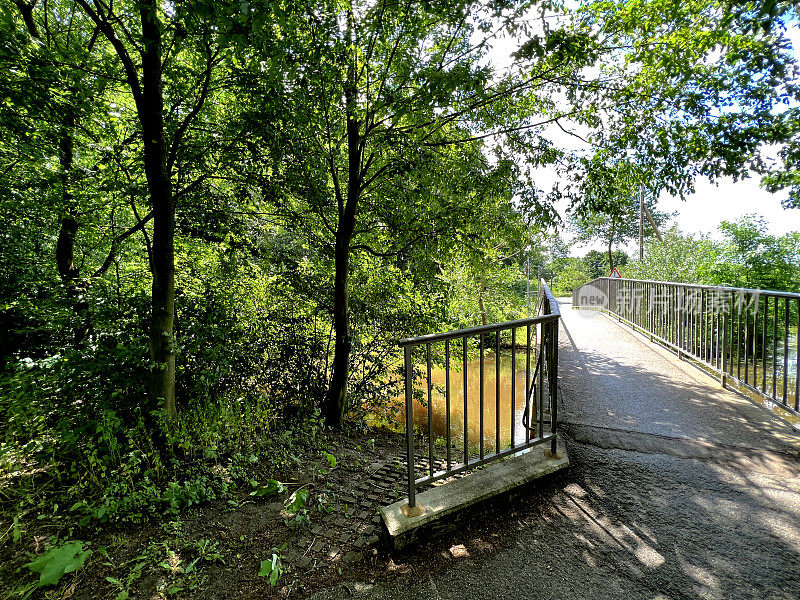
[55,216,79,283]
[55,111,90,346]
[324,49,360,427]
[607,240,614,274]
[478,277,487,326]
[325,225,353,427]
[55,119,78,287]
[140,1,176,423]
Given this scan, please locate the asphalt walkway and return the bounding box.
[314,300,800,600]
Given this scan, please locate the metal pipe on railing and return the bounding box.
[463,338,468,468]
[495,331,501,453]
[445,339,451,471]
[549,314,559,455]
[795,297,800,412]
[511,327,516,448]
[525,324,531,445]
[404,346,416,508]
[479,332,484,461]
[784,297,790,405]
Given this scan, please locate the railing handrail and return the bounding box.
[399,314,558,347]
[579,276,800,300]
[400,280,561,348]
[540,276,562,315]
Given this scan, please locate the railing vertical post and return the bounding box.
[479,333,485,461]
[550,320,559,455]
[795,298,799,413]
[445,339,451,471]
[737,297,743,381]
[426,343,434,477]
[721,295,728,388]
[525,325,531,444]
[404,345,416,508]
[710,291,715,366]
[463,337,468,465]
[744,295,750,386]
[783,297,790,405]
[677,287,684,360]
[538,323,545,439]
[773,295,778,400]
[495,330,501,452]
[700,289,706,361]
[511,328,516,448]
[761,296,768,393]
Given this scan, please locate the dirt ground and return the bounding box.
[1,424,552,600]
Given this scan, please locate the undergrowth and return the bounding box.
[0,348,327,598]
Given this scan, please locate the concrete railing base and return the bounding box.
[380,441,569,551]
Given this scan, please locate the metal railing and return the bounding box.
[398,280,561,509]
[573,277,800,417]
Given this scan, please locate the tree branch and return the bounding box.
[73,0,143,110]
[92,210,153,277]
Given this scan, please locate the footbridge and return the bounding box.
[366,277,800,600]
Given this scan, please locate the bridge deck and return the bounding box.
[560,299,799,452]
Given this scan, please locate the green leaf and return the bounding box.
[323,452,337,468]
[24,541,92,587]
[285,488,309,514]
[258,553,283,586]
[249,479,286,498]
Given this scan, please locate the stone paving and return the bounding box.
[283,443,479,572]
[284,459,405,570]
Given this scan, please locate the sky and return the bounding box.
[657,176,800,240]
[567,176,800,255]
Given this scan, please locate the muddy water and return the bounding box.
[405,352,544,453]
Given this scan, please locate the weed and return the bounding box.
[24,539,92,589]
[322,452,337,468]
[249,479,286,499]
[258,546,286,586]
[105,560,145,600]
[192,538,224,563]
[285,489,309,514]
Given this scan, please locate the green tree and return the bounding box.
[714,215,799,291]
[624,227,721,284]
[582,249,628,279]
[572,0,800,200]
[550,258,591,296]
[63,0,241,423]
[568,162,672,273]
[237,0,598,426]
[762,107,800,208]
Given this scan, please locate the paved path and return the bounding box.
[314,300,800,600]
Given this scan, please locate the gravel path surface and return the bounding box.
[312,300,800,600]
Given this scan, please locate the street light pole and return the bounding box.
[526,254,530,316]
[639,186,645,261]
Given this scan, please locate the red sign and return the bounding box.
[609,268,622,278]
